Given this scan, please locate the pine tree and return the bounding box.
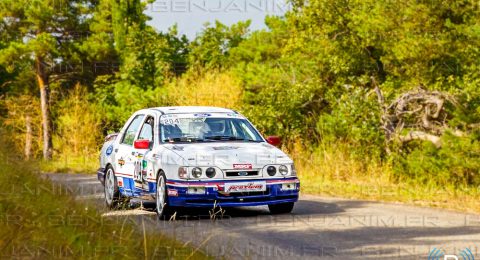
[0,0,94,159]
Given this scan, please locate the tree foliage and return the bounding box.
[0,0,479,186]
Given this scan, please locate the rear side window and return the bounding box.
[121,115,145,145]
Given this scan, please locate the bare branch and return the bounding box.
[399,131,442,148]
[377,86,470,150]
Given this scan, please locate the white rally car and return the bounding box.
[97,106,300,218]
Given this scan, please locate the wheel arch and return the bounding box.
[105,163,117,176]
[156,168,166,181]
[105,163,114,172]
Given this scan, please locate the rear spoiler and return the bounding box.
[104,133,119,142]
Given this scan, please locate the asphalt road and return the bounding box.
[46,173,480,259]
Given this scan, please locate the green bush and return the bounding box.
[316,86,385,159]
[393,132,480,186]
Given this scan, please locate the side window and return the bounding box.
[121,115,145,145]
[138,116,154,142]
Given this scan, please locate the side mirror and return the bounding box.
[266,136,281,147]
[134,139,151,150]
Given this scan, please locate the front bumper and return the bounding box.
[166,177,300,207]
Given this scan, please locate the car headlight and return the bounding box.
[267,166,276,176]
[192,167,202,178]
[178,167,187,179]
[291,164,297,176]
[279,165,288,176]
[206,167,216,178]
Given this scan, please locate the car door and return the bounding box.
[134,115,155,191]
[115,114,145,187]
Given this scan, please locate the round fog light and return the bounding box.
[192,167,202,178]
[279,165,288,176]
[206,167,216,178]
[267,166,276,176]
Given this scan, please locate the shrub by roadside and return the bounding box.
[291,141,480,213]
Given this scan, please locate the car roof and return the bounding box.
[146,106,237,115]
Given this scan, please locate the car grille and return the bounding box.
[219,188,271,197]
[225,171,259,177]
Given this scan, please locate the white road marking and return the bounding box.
[101,209,156,217]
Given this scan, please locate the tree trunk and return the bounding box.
[25,114,32,160]
[36,56,53,160]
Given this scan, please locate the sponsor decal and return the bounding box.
[172,145,184,151]
[105,145,113,156]
[194,113,211,117]
[212,146,240,150]
[134,161,141,181]
[225,181,266,192]
[167,189,178,196]
[233,164,252,170]
[118,157,125,167]
[117,177,123,187]
[161,118,180,125]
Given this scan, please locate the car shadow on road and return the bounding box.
[159,198,361,220]
[150,199,480,259]
[293,199,366,215]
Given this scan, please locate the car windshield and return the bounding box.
[160,114,264,143]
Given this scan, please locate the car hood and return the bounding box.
[163,142,292,169]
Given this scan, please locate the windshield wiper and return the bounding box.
[163,137,209,143]
[204,136,260,142]
[205,135,239,140]
[163,137,181,143]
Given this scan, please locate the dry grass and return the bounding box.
[288,141,480,214]
[41,84,103,174]
[55,84,103,157]
[0,141,210,259]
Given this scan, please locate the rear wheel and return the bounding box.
[104,166,121,209]
[268,202,294,214]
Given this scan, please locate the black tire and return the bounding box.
[268,202,295,214]
[155,171,173,220]
[104,166,121,209]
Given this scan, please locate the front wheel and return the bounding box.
[268,202,294,214]
[155,172,171,219]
